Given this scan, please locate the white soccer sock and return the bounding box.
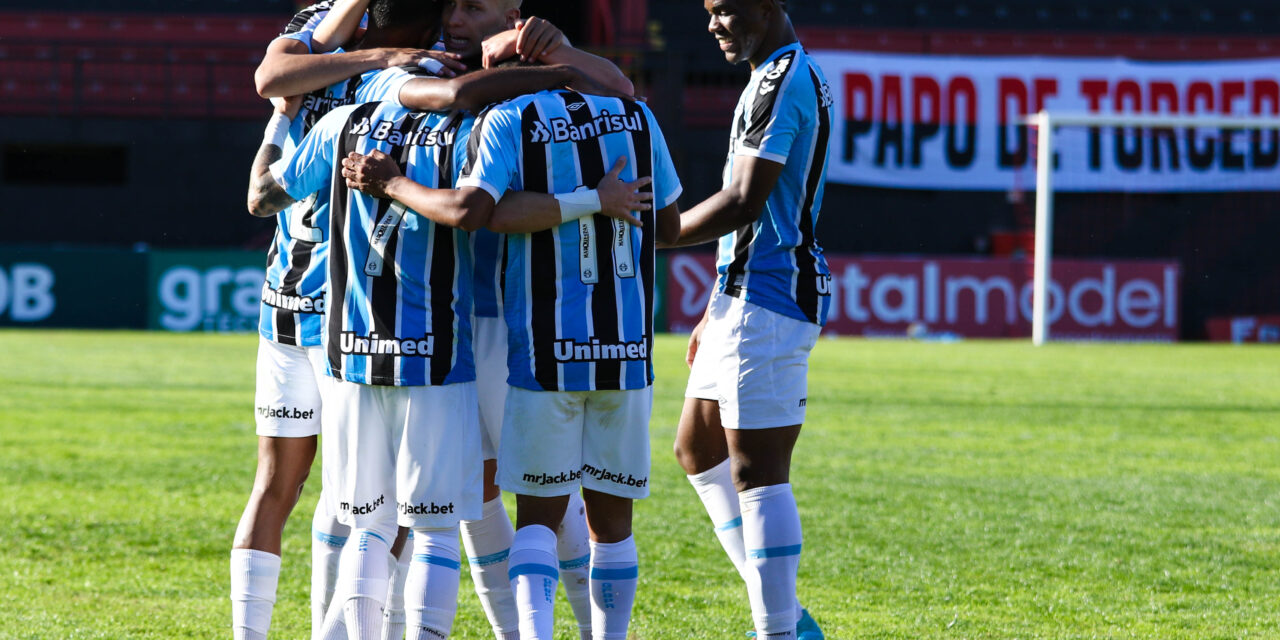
[588,536,639,640]
[688,459,749,579]
[230,548,281,640]
[740,484,802,638]
[405,527,462,640]
[311,495,349,639]
[383,533,412,640]
[336,528,392,639]
[460,498,520,637]
[557,492,594,639]
[508,524,560,640]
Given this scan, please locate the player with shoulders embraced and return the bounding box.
[663,1,833,639]
[445,87,681,640]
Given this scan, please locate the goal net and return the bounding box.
[1023,111,1280,344]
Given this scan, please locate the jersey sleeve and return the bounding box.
[645,109,683,210]
[270,105,352,201]
[737,55,812,165]
[455,104,522,204]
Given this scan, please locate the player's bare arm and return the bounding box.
[309,0,369,53]
[308,0,467,76]
[397,63,624,114]
[339,149,484,230]
[488,157,654,233]
[341,152,652,232]
[254,36,443,98]
[481,18,636,95]
[247,171,297,219]
[663,154,785,248]
[246,98,303,218]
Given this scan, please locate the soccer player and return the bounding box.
[248,68,651,637]
[450,88,683,640]
[231,4,443,639]
[664,1,833,639]
[319,2,635,637]
[236,1,629,637]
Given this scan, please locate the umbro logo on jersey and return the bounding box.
[528,110,644,144]
[566,102,587,111]
[553,339,648,362]
[339,331,435,357]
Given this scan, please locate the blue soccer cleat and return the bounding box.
[744,609,824,639]
[796,608,824,640]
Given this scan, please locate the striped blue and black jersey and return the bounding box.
[258,64,425,347]
[470,228,504,319]
[458,91,683,392]
[718,42,834,326]
[275,1,369,53]
[272,101,476,387]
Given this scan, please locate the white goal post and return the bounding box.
[1023,111,1280,345]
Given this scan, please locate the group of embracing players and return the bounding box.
[230,1,833,639]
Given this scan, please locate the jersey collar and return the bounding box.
[754,42,802,74]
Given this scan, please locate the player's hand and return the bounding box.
[377,48,450,70]
[419,50,466,77]
[270,95,304,120]
[515,17,565,62]
[596,157,651,227]
[686,314,709,368]
[342,150,402,199]
[481,29,520,68]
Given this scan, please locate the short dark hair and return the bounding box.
[368,0,442,30]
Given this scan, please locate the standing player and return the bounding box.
[453,88,682,640]
[665,1,832,639]
[436,4,633,639]
[318,2,636,637]
[248,67,650,638]
[231,4,442,640]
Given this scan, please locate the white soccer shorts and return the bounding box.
[473,314,509,460]
[254,337,326,438]
[685,292,822,430]
[320,379,483,534]
[499,387,653,500]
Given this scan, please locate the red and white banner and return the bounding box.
[1206,315,1280,343]
[812,51,1280,191]
[667,253,1181,341]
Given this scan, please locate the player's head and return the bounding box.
[442,0,522,60]
[368,0,445,48]
[704,0,787,65]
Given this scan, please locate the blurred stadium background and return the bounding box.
[0,0,1277,342]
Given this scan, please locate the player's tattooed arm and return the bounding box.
[482,18,635,96]
[248,170,298,218]
[255,37,442,98]
[666,154,785,247]
[488,157,653,233]
[247,98,301,217]
[342,150,489,230]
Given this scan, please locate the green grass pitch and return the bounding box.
[1,330,1279,639]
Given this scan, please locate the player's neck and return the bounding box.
[748,16,797,70]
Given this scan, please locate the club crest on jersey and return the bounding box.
[528,110,644,144]
[553,338,648,362]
